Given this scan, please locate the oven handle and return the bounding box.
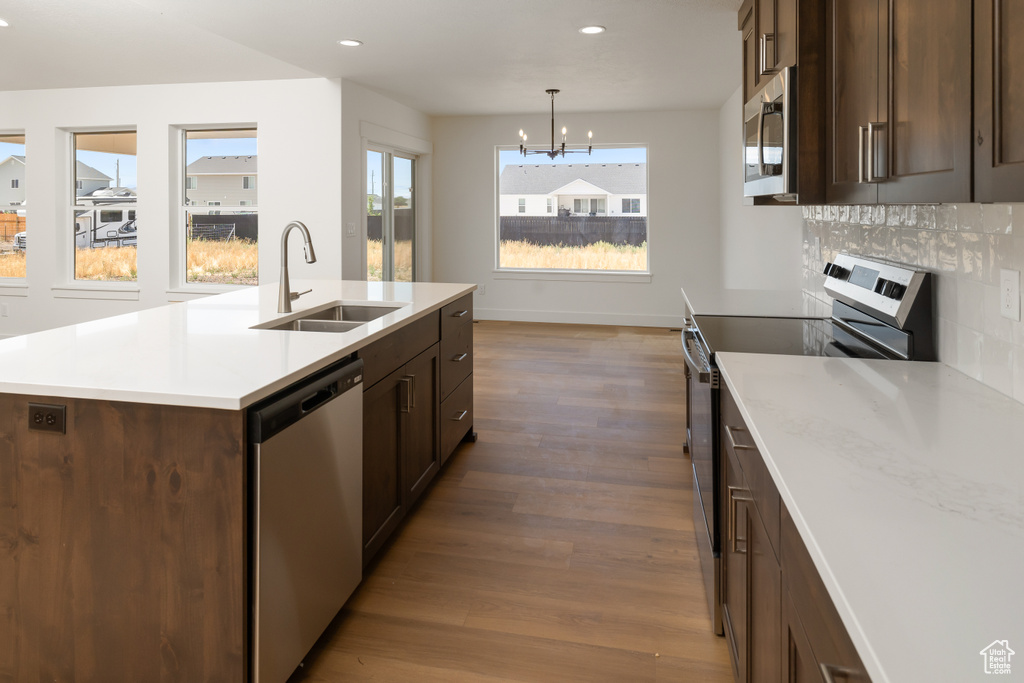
[681,328,712,384]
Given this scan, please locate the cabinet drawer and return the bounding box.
[439,374,473,464]
[439,322,473,399]
[441,293,473,339]
[358,313,440,388]
[781,504,870,682]
[721,385,780,560]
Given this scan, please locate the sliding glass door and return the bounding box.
[366,148,415,282]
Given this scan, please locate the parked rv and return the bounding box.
[13,205,137,253]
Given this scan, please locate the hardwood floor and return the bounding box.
[292,321,732,682]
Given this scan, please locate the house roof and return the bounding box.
[0,155,26,166]
[76,161,111,181]
[499,163,647,196]
[187,156,258,175]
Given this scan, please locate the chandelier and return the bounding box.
[518,89,593,160]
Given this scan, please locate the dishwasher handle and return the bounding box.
[248,357,364,444]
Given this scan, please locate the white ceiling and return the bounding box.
[0,0,742,116]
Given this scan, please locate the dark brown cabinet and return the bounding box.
[825,0,972,204]
[720,386,781,683]
[739,0,798,101]
[974,0,1024,202]
[438,293,475,466]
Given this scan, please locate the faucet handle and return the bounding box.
[290,288,312,301]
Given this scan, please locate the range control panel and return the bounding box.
[823,254,926,328]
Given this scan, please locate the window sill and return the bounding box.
[52,283,141,301]
[0,280,29,297]
[493,269,653,284]
[166,283,252,300]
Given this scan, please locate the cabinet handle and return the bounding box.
[858,126,867,183]
[820,663,861,682]
[451,352,468,362]
[759,32,776,75]
[452,410,468,422]
[724,424,756,451]
[399,377,412,413]
[452,310,469,318]
[867,122,887,182]
[728,486,753,554]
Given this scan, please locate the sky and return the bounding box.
[366,150,413,201]
[498,145,647,174]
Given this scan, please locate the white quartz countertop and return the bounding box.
[715,352,1024,683]
[0,280,475,410]
[680,282,830,318]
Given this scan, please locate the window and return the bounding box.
[72,131,138,282]
[0,133,27,279]
[497,147,649,272]
[184,129,258,285]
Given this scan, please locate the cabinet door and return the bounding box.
[362,366,405,563]
[975,0,1024,201]
[402,344,439,507]
[881,0,971,202]
[826,0,883,204]
[721,447,749,681]
[783,590,820,683]
[758,0,778,81]
[748,506,782,683]
[741,1,758,104]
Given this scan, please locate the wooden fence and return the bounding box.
[0,214,26,242]
[499,215,648,247]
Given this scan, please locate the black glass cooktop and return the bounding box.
[691,314,895,360]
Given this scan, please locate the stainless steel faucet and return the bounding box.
[278,221,318,313]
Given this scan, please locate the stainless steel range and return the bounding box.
[681,254,935,634]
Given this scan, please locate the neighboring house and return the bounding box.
[499,162,648,217]
[185,155,258,208]
[75,160,113,197]
[0,155,26,206]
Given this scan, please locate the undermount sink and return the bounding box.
[253,301,408,333]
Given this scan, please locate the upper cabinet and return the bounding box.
[975,0,1024,202]
[738,0,798,102]
[824,0,972,204]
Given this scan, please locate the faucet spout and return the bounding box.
[278,221,317,313]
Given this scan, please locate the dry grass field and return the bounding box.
[500,240,648,271]
[186,239,258,285]
[75,246,138,281]
[367,239,413,281]
[0,252,26,278]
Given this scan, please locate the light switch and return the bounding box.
[345,222,356,237]
[1000,269,1020,321]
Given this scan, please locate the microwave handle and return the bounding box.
[757,101,782,176]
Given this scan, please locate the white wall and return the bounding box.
[717,86,803,289]
[0,78,343,337]
[431,109,721,327]
[340,80,433,281]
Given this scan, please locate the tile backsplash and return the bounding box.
[802,204,1024,404]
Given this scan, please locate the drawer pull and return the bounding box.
[820,663,861,682]
[451,352,468,362]
[725,424,756,451]
[452,310,469,318]
[728,486,753,554]
[452,410,468,421]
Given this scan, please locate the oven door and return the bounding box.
[743,66,795,199]
[681,328,722,634]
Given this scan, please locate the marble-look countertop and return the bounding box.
[716,352,1024,683]
[0,280,475,410]
[680,282,831,318]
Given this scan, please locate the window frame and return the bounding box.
[493,144,652,282]
[0,131,28,287]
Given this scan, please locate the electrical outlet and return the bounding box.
[28,402,67,434]
[478,285,487,296]
[0,303,7,317]
[1000,269,1021,322]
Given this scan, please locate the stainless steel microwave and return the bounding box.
[743,66,797,202]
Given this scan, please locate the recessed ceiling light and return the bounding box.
[0,19,9,28]
[579,25,605,35]
[337,39,363,47]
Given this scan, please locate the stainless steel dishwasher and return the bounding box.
[248,357,363,683]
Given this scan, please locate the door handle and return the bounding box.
[451,352,468,362]
[724,424,756,451]
[759,32,776,75]
[867,122,887,182]
[452,410,468,421]
[820,663,861,682]
[399,376,413,413]
[452,309,469,318]
[858,126,867,183]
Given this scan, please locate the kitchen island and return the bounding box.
[0,280,474,682]
[716,352,1024,683]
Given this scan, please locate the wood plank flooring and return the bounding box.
[291,321,732,682]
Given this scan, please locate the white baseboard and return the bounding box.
[473,307,684,328]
